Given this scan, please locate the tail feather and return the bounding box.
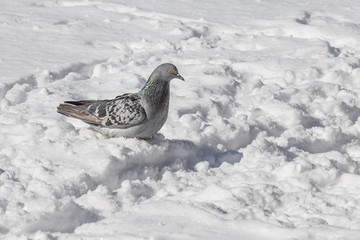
[57,101,101,125]
[64,100,98,106]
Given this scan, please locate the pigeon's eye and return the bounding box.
[168,69,173,73]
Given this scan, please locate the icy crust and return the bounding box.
[1,0,360,239]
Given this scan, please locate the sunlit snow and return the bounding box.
[1,0,360,239]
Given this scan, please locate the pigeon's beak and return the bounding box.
[176,73,185,81]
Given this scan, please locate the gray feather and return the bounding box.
[87,93,146,128]
[57,102,102,125]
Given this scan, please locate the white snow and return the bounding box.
[1,0,360,239]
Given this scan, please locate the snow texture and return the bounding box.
[1,0,360,239]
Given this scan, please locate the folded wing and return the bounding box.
[57,93,146,128]
[88,93,146,128]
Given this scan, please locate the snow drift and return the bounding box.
[1,0,360,239]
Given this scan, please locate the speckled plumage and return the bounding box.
[87,93,146,128]
[57,63,184,138]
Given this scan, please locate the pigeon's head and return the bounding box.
[150,63,185,82]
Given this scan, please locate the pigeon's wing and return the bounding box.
[87,93,146,128]
[57,100,102,125]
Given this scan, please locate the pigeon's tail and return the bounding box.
[57,100,102,125]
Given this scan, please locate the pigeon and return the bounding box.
[57,63,184,138]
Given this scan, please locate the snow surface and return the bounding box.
[1,0,360,239]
